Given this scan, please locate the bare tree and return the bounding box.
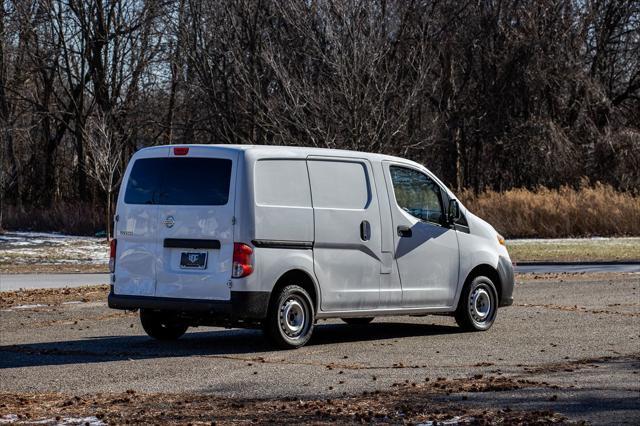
[83,112,123,240]
[1,0,639,233]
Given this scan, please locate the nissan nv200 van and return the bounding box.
[108,145,514,348]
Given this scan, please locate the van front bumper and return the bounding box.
[108,286,270,320]
[497,256,515,307]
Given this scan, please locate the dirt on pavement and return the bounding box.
[1,272,639,424]
[0,264,108,274]
[0,285,109,309]
[0,378,567,425]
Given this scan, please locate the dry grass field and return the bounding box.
[461,184,640,238]
[507,238,640,262]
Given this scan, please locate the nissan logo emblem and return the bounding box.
[163,216,175,228]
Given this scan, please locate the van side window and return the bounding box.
[308,160,370,209]
[390,166,443,224]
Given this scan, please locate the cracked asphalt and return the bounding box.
[1,273,639,424]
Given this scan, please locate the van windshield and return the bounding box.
[124,157,232,205]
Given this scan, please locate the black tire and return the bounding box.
[140,309,189,340]
[341,317,374,325]
[455,275,498,331]
[263,284,315,349]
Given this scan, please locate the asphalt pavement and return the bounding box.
[1,262,639,291]
[0,273,110,291]
[515,262,640,274]
[1,274,639,424]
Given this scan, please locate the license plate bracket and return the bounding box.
[180,252,208,269]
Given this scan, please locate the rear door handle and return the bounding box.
[397,225,412,238]
[360,220,371,241]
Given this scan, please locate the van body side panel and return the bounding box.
[234,248,317,295]
[153,147,239,301]
[252,159,314,243]
[113,147,169,297]
[307,157,382,311]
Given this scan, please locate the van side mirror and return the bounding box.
[447,199,460,225]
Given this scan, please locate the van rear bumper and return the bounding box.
[108,286,270,320]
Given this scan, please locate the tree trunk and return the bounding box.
[75,121,88,200]
[106,189,112,241]
[0,164,4,231]
[454,126,463,192]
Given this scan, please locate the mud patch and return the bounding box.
[516,271,640,282]
[0,285,109,309]
[515,302,640,318]
[390,375,546,394]
[520,355,640,375]
[0,388,569,425]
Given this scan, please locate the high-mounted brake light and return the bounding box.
[232,243,254,278]
[174,147,189,155]
[109,239,117,273]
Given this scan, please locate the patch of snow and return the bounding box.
[418,416,468,425]
[62,301,83,305]
[23,417,105,425]
[2,241,37,246]
[0,231,93,240]
[0,414,18,424]
[0,232,108,266]
[12,304,48,309]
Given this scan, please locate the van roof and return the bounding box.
[138,144,425,168]
[134,144,454,199]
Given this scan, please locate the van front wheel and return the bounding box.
[264,285,314,349]
[455,276,498,331]
[140,309,189,340]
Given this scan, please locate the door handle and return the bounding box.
[397,225,412,238]
[360,220,371,241]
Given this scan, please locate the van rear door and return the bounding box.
[113,149,165,297]
[153,147,238,301]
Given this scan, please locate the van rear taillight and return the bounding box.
[174,147,189,155]
[232,243,253,278]
[109,239,117,273]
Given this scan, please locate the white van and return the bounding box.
[108,145,514,348]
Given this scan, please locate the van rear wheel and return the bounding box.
[455,276,498,331]
[263,285,314,349]
[140,310,189,340]
[341,317,374,325]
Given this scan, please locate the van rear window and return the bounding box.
[124,158,232,205]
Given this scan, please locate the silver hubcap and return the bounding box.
[280,297,306,338]
[469,287,492,323]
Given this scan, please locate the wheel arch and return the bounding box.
[270,269,320,314]
[463,263,502,302]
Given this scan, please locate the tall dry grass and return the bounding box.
[3,202,105,235]
[460,183,640,238]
